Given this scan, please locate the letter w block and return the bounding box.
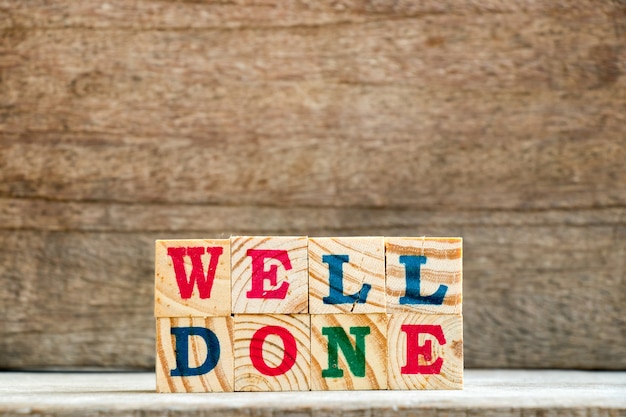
[155,239,231,317]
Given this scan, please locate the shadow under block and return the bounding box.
[385,237,462,315]
[155,239,231,317]
[234,314,311,391]
[309,237,386,314]
[156,316,234,393]
[387,313,463,390]
[231,236,308,314]
[310,314,387,391]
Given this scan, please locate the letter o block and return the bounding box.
[234,314,311,391]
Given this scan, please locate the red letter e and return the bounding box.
[400,324,446,375]
[245,249,291,299]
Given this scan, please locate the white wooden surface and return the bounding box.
[0,370,625,417]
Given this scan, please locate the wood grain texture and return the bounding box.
[0,0,625,370]
[2,116,625,211]
[3,1,624,30]
[388,313,463,390]
[154,239,230,318]
[311,314,387,390]
[1,9,625,211]
[234,314,310,392]
[309,237,385,314]
[231,236,308,314]
[385,237,462,315]
[156,316,234,393]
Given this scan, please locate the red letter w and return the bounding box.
[167,247,224,299]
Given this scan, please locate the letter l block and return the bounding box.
[309,237,386,314]
[385,237,462,315]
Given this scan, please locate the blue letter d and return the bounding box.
[170,326,220,377]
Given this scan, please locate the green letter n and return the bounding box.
[321,326,370,378]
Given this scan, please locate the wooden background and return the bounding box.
[0,1,624,370]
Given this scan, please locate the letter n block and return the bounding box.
[309,237,386,314]
[234,314,311,391]
[156,316,234,393]
[155,239,231,317]
[387,313,463,390]
[310,314,387,390]
[231,236,308,314]
[385,237,462,314]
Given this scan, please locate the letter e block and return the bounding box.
[309,237,385,314]
[387,313,463,390]
[385,237,462,315]
[310,314,387,390]
[155,239,231,317]
[234,314,311,391]
[231,236,308,314]
[156,316,234,393]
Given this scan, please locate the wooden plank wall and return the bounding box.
[0,1,624,370]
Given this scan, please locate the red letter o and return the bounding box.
[249,325,297,376]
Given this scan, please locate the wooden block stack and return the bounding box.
[155,236,463,392]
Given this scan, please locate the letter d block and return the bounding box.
[156,317,234,393]
[155,239,231,317]
[387,313,463,390]
[231,236,308,314]
[234,314,311,391]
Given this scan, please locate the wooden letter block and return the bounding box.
[234,314,311,391]
[156,316,234,393]
[309,237,385,314]
[231,236,308,314]
[155,239,231,317]
[310,314,387,390]
[387,313,463,390]
[154,235,464,392]
[385,237,462,315]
